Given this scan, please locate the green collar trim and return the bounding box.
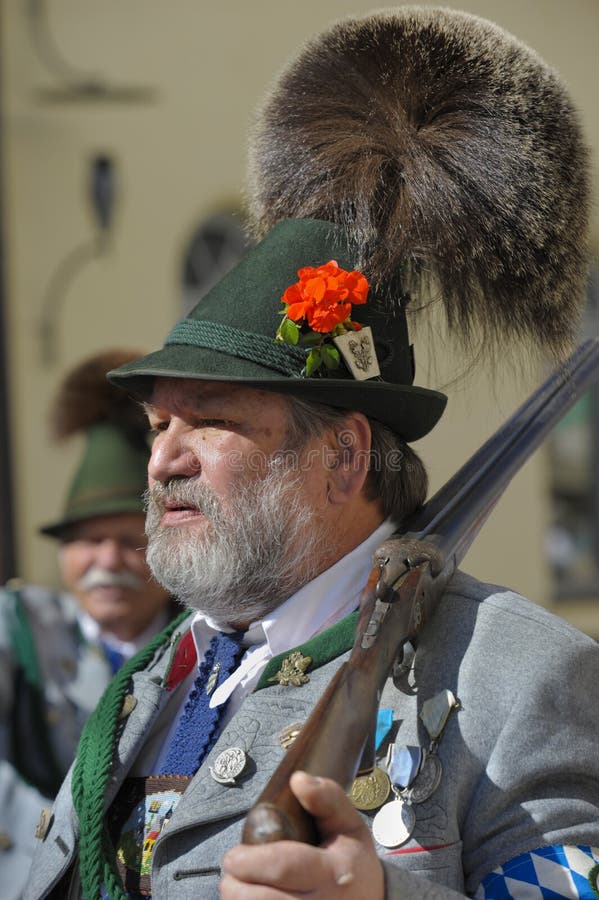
[256,609,358,690]
[165,320,306,376]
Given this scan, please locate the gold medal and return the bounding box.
[349,766,391,811]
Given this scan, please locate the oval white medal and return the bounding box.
[372,798,416,848]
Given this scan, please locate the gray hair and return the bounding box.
[286,396,428,527]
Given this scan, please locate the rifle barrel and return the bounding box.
[412,339,599,567]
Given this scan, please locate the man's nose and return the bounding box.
[94,538,126,570]
[148,423,200,485]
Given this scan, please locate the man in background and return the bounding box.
[0,350,173,899]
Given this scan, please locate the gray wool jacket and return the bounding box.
[24,572,599,899]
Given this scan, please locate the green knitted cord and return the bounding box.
[165,319,306,375]
[72,609,190,900]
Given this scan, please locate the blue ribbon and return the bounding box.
[375,708,394,750]
[388,745,423,789]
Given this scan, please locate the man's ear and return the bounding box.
[326,412,372,504]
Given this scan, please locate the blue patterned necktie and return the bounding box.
[158,630,245,777]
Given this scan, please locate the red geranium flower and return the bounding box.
[282,260,369,333]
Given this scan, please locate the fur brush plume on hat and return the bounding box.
[247,7,590,363]
[50,349,148,447]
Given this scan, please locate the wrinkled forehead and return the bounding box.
[147,377,292,419]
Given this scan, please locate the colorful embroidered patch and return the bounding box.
[108,775,191,896]
[474,845,599,899]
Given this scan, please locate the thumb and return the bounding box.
[289,771,367,841]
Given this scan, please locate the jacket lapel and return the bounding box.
[102,668,170,807]
[163,649,350,835]
[111,609,358,831]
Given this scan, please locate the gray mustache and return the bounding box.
[144,481,220,518]
[77,567,145,592]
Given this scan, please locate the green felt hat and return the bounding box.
[40,349,150,539]
[40,423,149,538]
[109,219,447,441]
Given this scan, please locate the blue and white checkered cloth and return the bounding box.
[474,845,599,899]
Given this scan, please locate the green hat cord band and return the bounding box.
[108,220,448,440]
[165,320,306,377]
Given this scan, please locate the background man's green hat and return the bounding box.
[40,350,150,539]
[108,218,447,442]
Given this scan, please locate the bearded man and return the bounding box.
[24,9,599,900]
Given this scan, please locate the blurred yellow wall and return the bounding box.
[1,0,598,633]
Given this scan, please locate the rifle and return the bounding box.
[242,338,599,846]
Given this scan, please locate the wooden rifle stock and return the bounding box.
[242,339,599,846]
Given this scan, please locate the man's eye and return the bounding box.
[149,421,169,434]
[197,419,235,429]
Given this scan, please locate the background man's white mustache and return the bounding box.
[77,567,145,592]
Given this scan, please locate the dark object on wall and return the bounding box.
[38,153,117,366]
[89,155,116,232]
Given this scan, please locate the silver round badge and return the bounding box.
[372,798,416,848]
[209,747,247,785]
[410,753,443,804]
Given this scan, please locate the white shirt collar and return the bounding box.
[78,609,170,659]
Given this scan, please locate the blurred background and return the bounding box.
[1,0,598,634]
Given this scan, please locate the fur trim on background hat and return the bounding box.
[247,7,591,362]
[50,349,149,448]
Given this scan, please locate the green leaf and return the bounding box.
[305,348,322,377]
[300,331,324,348]
[322,344,341,370]
[279,317,300,345]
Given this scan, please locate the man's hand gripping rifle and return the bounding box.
[242,339,599,847]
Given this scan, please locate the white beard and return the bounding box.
[145,468,326,627]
